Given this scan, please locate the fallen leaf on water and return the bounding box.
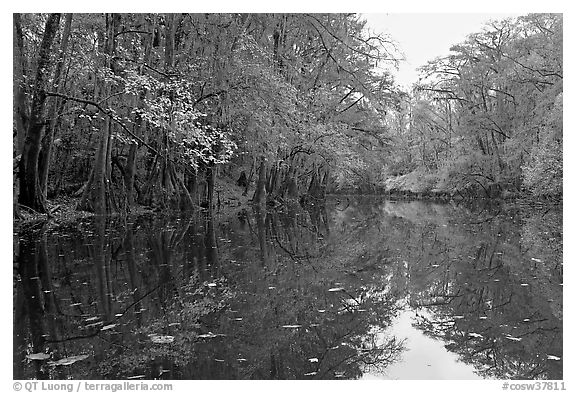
[26,353,51,361]
[48,354,89,366]
[85,321,104,328]
[197,332,226,338]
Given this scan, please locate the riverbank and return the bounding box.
[14,170,562,235]
[13,174,252,234]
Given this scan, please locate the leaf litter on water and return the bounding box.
[149,335,175,344]
[47,354,90,366]
[197,332,226,338]
[26,353,51,361]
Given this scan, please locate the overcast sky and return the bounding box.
[361,13,523,88]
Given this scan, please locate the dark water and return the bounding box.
[13,198,563,380]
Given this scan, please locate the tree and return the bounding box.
[18,13,61,213]
[389,14,562,198]
[39,14,73,201]
[77,13,121,213]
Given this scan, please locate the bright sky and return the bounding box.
[362,13,523,88]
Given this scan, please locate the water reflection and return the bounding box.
[13,198,562,379]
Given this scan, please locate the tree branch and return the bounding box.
[45,91,161,157]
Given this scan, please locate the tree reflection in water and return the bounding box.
[13,197,561,380]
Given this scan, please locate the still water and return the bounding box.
[14,197,562,380]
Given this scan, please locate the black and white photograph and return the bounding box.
[11,9,564,384]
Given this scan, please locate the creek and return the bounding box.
[14,197,562,379]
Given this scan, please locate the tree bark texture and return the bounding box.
[252,156,267,205]
[77,13,120,214]
[39,13,73,200]
[18,13,62,213]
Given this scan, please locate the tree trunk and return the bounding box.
[77,13,120,214]
[252,156,267,205]
[205,164,215,210]
[13,14,27,219]
[243,155,256,196]
[124,14,156,208]
[39,13,73,200]
[18,13,61,213]
[13,13,27,156]
[140,13,196,211]
[164,13,175,72]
